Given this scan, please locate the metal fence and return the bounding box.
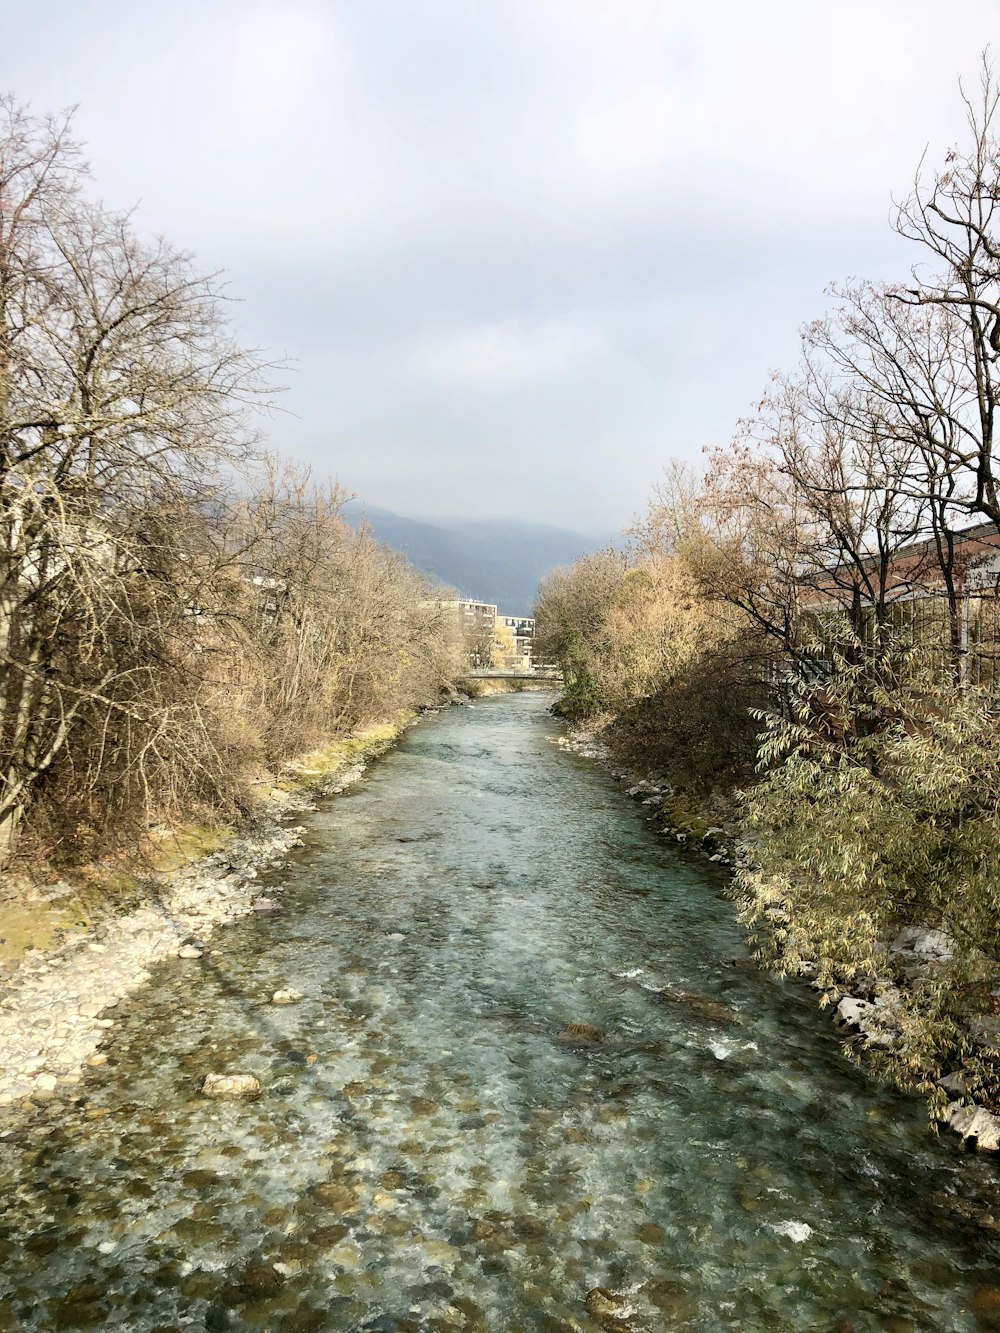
[798,591,1000,690]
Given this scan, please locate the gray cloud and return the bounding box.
[5,0,998,530]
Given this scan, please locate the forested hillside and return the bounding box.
[346,504,606,613]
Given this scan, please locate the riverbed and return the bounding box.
[0,693,998,1331]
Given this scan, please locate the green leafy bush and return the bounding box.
[737,633,1000,1096]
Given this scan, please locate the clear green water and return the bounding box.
[1,693,999,1332]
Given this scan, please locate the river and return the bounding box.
[1,692,998,1331]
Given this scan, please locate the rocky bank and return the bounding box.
[553,720,1000,1156]
[0,723,412,1112]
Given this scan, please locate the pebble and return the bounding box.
[200,1073,262,1100]
[585,1288,635,1323]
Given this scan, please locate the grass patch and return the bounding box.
[276,716,413,791]
[658,794,713,842]
[1,816,234,963]
[0,899,68,970]
[145,821,232,875]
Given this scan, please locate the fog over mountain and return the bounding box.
[345,504,608,615]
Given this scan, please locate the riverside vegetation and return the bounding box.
[0,97,466,930]
[534,62,1000,1146]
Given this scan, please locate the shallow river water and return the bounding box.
[1,692,1000,1332]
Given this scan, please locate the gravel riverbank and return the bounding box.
[0,723,412,1111]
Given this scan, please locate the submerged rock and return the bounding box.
[310,1181,358,1211]
[971,1287,1000,1322]
[177,943,204,959]
[636,1222,666,1244]
[643,985,736,1026]
[585,1287,635,1328]
[558,1022,604,1044]
[271,988,304,1005]
[238,1263,286,1296]
[252,898,284,915]
[199,1072,262,1099]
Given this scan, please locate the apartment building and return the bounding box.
[497,614,535,668]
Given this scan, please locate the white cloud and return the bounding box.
[405,318,607,395]
[4,0,1000,527]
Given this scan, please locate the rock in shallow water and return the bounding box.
[558,1022,604,1044]
[271,988,304,1005]
[199,1072,262,1099]
[585,1287,635,1327]
[310,1181,358,1211]
[237,1263,286,1296]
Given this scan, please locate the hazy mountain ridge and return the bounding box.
[345,503,608,614]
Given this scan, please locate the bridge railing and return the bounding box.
[461,668,563,680]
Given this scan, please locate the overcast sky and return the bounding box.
[5,2,999,532]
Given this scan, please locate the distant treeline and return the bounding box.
[0,98,462,869]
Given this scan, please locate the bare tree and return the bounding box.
[892,56,1000,532]
[0,97,272,861]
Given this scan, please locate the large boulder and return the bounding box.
[937,1071,970,1097]
[967,1015,1000,1053]
[890,927,955,979]
[943,1100,1000,1153]
[834,989,903,1049]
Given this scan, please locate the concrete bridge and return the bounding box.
[461,668,563,682]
